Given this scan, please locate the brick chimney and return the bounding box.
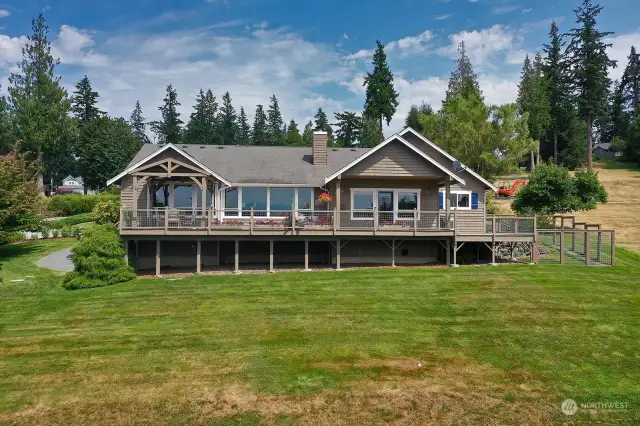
[313,131,328,165]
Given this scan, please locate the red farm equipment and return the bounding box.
[497,179,527,198]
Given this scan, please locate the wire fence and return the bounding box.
[537,230,615,266]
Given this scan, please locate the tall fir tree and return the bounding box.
[333,111,361,147]
[285,119,302,146]
[566,0,617,171]
[362,40,399,141]
[266,94,285,145]
[252,104,268,145]
[130,100,149,144]
[358,116,382,148]
[445,41,482,103]
[8,13,76,189]
[217,91,237,145]
[313,107,333,143]
[237,107,251,145]
[185,89,219,144]
[517,54,551,169]
[71,75,103,124]
[405,105,421,132]
[621,46,640,117]
[301,120,314,146]
[150,84,183,144]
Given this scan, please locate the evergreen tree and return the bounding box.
[129,100,149,144]
[405,105,421,132]
[150,84,183,144]
[362,40,399,141]
[0,89,13,154]
[358,116,382,148]
[600,81,628,145]
[266,94,285,145]
[517,54,551,169]
[8,13,76,190]
[285,119,302,146]
[621,46,640,117]
[301,120,314,146]
[445,41,482,103]
[543,21,573,162]
[185,89,219,144]
[252,104,268,146]
[217,91,237,145]
[566,0,617,171]
[237,107,251,145]
[71,75,103,124]
[313,107,333,143]
[333,111,361,147]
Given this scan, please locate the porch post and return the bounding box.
[491,240,497,265]
[445,239,451,265]
[451,240,458,267]
[445,180,451,224]
[336,239,341,270]
[156,240,161,277]
[196,239,201,274]
[234,240,240,273]
[133,176,138,214]
[201,177,207,218]
[304,240,310,271]
[124,239,129,265]
[335,178,341,229]
[391,238,395,267]
[269,240,274,272]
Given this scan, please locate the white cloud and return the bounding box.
[0,10,10,18]
[436,14,452,21]
[344,48,373,60]
[606,30,640,82]
[387,30,433,56]
[438,25,520,69]
[492,6,520,15]
[0,34,27,66]
[52,25,108,67]
[522,8,533,14]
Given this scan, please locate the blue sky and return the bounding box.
[1,0,639,136]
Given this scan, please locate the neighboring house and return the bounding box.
[593,143,616,159]
[107,127,537,275]
[57,176,92,195]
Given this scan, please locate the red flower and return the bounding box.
[317,193,333,203]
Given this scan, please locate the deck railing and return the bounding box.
[120,208,535,235]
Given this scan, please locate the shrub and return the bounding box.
[62,224,135,290]
[0,230,25,245]
[92,200,120,225]
[45,213,94,228]
[512,163,607,215]
[47,194,120,216]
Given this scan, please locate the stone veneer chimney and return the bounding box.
[312,131,328,165]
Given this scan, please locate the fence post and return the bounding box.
[584,229,590,266]
[559,231,565,265]
[611,231,616,267]
[413,208,417,232]
[250,208,254,235]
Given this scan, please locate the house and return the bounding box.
[107,127,537,275]
[593,143,616,159]
[56,176,91,195]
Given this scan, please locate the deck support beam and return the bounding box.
[304,240,310,271]
[216,240,220,267]
[450,239,460,267]
[124,239,129,265]
[336,238,341,270]
[196,239,201,274]
[269,240,274,272]
[155,240,161,277]
[234,240,240,273]
[445,239,451,266]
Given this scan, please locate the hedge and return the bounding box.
[45,213,94,228]
[48,194,120,216]
[63,224,135,290]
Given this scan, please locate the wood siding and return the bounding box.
[344,141,445,178]
[121,176,134,210]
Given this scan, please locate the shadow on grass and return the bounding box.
[596,160,640,171]
[0,242,38,261]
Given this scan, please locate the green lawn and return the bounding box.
[0,240,639,425]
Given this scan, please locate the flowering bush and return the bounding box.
[317,193,333,203]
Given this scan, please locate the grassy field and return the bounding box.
[495,162,640,252]
[1,239,639,425]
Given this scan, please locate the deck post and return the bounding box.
[164,207,169,231]
[451,240,458,267]
[269,240,274,272]
[445,181,451,227]
[124,239,129,265]
[584,230,591,266]
[391,238,395,267]
[304,240,310,271]
[335,179,341,230]
[413,209,418,233]
[559,231,565,265]
[490,240,497,266]
[292,207,296,232]
[155,240,161,277]
[119,208,123,230]
[135,240,139,271]
[216,240,220,267]
[373,206,378,232]
[336,239,341,270]
[445,239,451,265]
[234,240,240,273]
[196,240,201,274]
[133,176,138,216]
[201,177,207,219]
[250,208,254,235]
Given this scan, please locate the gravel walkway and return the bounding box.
[36,248,74,272]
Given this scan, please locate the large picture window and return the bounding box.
[242,187,267,216]
[223,187,315,218]
[225,189,239,216]
[297,188,313,210]
[270,187,295,216]
[350,189,421,220]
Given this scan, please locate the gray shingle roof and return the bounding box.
[126,144,370,186]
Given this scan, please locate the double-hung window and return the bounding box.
[397,191,419,219]
[352,190,375,219]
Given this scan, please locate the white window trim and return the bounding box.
[440,189,472,211]
[350,188,421,221]
[152,182,212,211]
[222,187,314,220]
